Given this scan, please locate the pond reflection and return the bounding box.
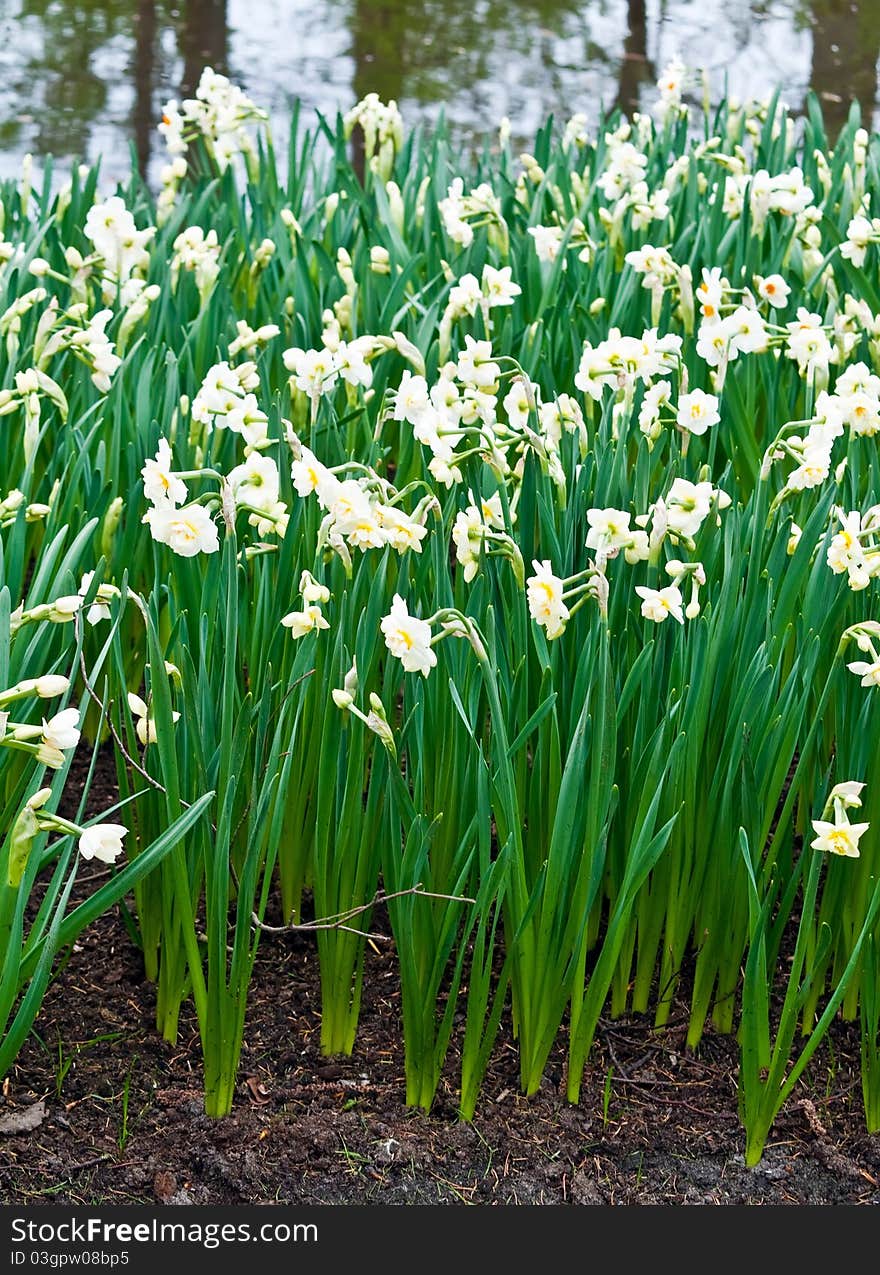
[0,0,876,182]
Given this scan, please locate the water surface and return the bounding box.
[0,0,877,183]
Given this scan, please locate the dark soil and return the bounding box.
[2,755,879,1206]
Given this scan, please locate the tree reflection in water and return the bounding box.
[0,0,874,179]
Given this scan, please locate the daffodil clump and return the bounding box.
[2,63,880,1159]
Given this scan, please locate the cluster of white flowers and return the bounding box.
[389,337,570,492]
[170,226,221,302]
[586,508,649,566]
[141,437,220,558]
[847,623,880,688]
[66,308,123,392]
[749,166,814,231]
[281,570,332,640]
[528,217,594,268]
[575,329,682,433]
[636,559,706,625]
[819,362,880,437]
[439,178,507,253]
[452,492,507,582]
[83,196,155,305]
[191,360,268,445]
[596,123,649,203]
[784,308,836,380]
[284,335,375,408]
[343,94,404,181]
[826,506,880,591]
[290,443,431,563]
[159,68,267,163]
[582,493,714,628]
[3,298,123,407]
[714,162,814,232]
[157,67,268,218]
[561,113,590,150]
[0,674,80,770]
[765,359,880,499]
[227,451,288,538]
[694,268,770,378]
[440,263,521,341]
[653,58,688,124]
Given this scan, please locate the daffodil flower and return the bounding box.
[380,595,437,677]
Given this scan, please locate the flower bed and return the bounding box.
[1,65,880,1176]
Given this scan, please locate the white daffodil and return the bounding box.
[380,595,437,677]
[41,707,81,752]
[664,478,718,538]
[375,504,428,554]
[829,781,865,808]
[756,273,790,308]
[79,823,128,864]
[586,508,634,556]
[78,571,118,625]
[481,264,521,308]
[142,438,187,508]
[847,659,880,687]
[810,818,869,858]
[526,560,569,640]
[299,571,330,605]
[529,225,565,264]
[453,505,491,583]
[727,305,768,355]
[281,605,330,639]
[635,584,685,624]
[143,503,220,557]
[290,446,340,506]
[827,509,870,589]
[227,452,281,514]
[840,214,874,267]
[676,389,720,436]
[786,309,834,377]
